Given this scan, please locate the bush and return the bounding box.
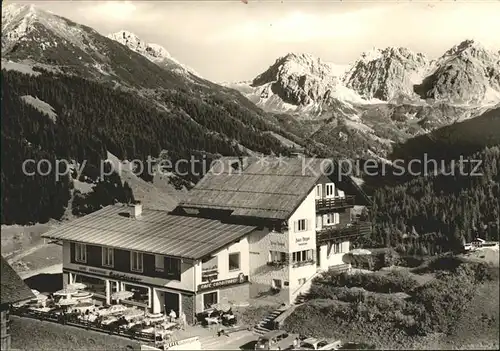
[410,267,477,333]
[312,270,419,295]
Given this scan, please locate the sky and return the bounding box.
[8,0,500,82]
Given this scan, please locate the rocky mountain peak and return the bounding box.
[107,30,172,62]
[419,39,500,104]
[252,52,337,87]
[107,30,199,77]
[2,3,51,47]
[249,52,352,107]
[344,46,429,101]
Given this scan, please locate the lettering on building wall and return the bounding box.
[89,268,107,275]
[109,272,142,282]
[295,237,311,245]
[249,251,260,255]
[197,273,248,292]
[270,241,286,247]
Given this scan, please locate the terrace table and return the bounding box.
[121,308,144,321]
[161,322,178,330]
[101,316,118,325]
[205,316,220,325]
[29,307,54,313]
[141,327,173,339]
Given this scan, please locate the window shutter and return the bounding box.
[305,219,308,231]
[294,221,298,232]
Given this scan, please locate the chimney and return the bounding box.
[131,201,142,219]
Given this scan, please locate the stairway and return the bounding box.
[252,306,288,335]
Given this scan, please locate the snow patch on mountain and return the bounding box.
[225,52,380,117]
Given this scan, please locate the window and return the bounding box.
[295,219,307,232]
[325,183,335,198]
[74,274,106,297]
[316,215,322,229]
[333,243,342,254]
[315,184,322,198]
[269,251,286,263]
[123,283,150,306]
[203,292,218,309]
[272,279,282,289]
[324,213,340,226]
[110,281,119,295]
[75,243,87,263]
[298,278,306,285]
[228,252,240,271]
[292,249,314,263]
[155,255,164,272]
[165,257,181,280]
[130,251,143,273]
[102,247,114,267]
[325,213,334,225]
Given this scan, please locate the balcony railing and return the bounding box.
[266,261,287,268]
[292,259,315,268]
[316,222,372,243]
[316,196,355,211]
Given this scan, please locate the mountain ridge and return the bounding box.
[107,30,200,77]
[229,39,500,115]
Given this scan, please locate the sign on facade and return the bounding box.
[197,273,248,292]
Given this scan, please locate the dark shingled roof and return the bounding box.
[1,256,35,305]
[179,157,333,220]
[41,205,256,260]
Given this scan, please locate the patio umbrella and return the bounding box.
[36,294,49,302]
[122,308,144,320]
[212,302,231,312]
[111,290,134,300]
[72,291,94,300]
[58,298,78,306]
[349,248,371,256]
[67,283,87,290]
[54,287,78,296]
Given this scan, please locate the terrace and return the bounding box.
[315,196,355,212]
[316,222,372,244]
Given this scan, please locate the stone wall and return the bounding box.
[181,293,195,325]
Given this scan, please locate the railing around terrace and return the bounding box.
[315,196,355,211]
[316,221,372,243]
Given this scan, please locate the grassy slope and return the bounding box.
[284,251,499,350]
[10,317,140,351]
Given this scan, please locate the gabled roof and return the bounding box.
[179,157,333,220]
[1,255,35,305]
[41,205,256,260]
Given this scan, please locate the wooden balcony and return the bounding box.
[316,196,355,211]
[316,222,372,243]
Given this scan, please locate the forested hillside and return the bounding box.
[363,146,500,254]
[1,69,292,224]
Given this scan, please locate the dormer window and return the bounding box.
[325,183,335,198]
[315,184,322,198]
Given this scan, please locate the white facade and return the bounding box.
[248,180,352,304]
